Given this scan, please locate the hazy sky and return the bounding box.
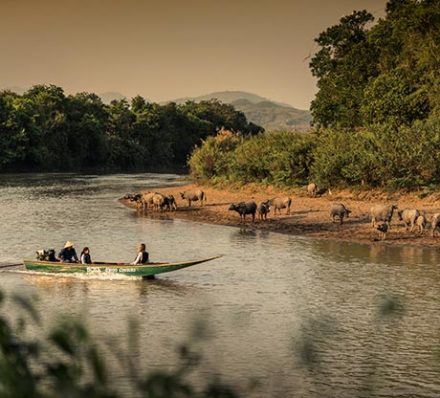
[0,0,386,109]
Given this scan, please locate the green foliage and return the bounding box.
[0,86,261,172]
[361,69,430,127]
[310,128,377,187]
[310,10,378,128]
[311,0,440,129]
[310,116,440,189]
[188,129,242,181]
[0,290,243,398]
[190,115,440,190]
[230,131,315,185]
[189,130,315,186]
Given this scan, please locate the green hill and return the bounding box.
[172,91,311,131]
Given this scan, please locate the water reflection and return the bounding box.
[0,174,440,397]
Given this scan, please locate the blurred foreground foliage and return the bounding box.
[0,291,243,398]
[0,287,428,398]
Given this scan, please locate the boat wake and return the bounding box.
[10,269,143,281]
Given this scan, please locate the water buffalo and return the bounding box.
[124,192,141,201]
[269,197,292,215]
[415,215,427,234]
[370,204,398,229]
[398,209,420,232]
[377,223,389,240]
[180,189,206,207]
[431,213,440,237]
[257,201,270,221]
[330,203,351,224]
[134,191,157,212]
[152,193,167,211]
[228,201,257,222]
[163,195,177,211]
[307,183,318,197]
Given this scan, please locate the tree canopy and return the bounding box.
[310,0,440,129]
[0,85,263,172]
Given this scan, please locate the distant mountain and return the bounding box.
[98,91,126,104]
[171,91,311,131]
[173,90,288,107]
[231,99,312,131]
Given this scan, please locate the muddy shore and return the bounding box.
[120,183,440,248]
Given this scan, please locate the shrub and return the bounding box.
[229,131,315,185]
[310,128,377,187]
[188,129,241,180]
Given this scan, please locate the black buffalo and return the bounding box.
[228,201,257,222]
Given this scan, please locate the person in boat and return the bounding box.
[58,241,79,263]
[131,243,149,265]
[80,247,92,264]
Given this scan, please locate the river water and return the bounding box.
[1,173,440,397]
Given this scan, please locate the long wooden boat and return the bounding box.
[23,255,222,278]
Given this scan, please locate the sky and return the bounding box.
[0,0,386,109]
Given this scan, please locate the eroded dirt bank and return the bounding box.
[121,184,440,247]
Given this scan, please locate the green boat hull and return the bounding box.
[23,256,221,277]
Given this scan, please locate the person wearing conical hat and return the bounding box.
[58,241,79,263]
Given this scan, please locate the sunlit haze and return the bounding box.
[0,0,386,109]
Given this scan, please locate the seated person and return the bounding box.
[58,241,79,263]
[131,243,149,265]
[80,247,92,264]
[47,249,58,262]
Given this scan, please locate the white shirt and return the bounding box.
[132,252,143,265]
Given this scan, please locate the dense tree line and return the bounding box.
[0,85,262,171]
[310,0,440,129]
[190,1,440,189]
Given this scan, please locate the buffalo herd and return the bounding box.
[124,183,440,240]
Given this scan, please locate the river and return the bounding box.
[0,173,440,397]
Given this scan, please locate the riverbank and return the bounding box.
[121,183,440,247]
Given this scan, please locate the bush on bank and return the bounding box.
[188,116,440,190]
[189,130,316,187]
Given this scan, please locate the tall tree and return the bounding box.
[309,10,378,128]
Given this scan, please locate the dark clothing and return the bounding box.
[80,253,92,264]
[48,249,58,262]
[133,250,149,264]
[59,247,79,263]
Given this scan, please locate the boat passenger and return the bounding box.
[58,241,79,263]
[80,247,92,264]
[132,243,149,265]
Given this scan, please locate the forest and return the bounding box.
[190,0,440,189]
[0,85,262,171]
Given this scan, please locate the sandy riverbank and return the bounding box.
[120,183,440,247]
